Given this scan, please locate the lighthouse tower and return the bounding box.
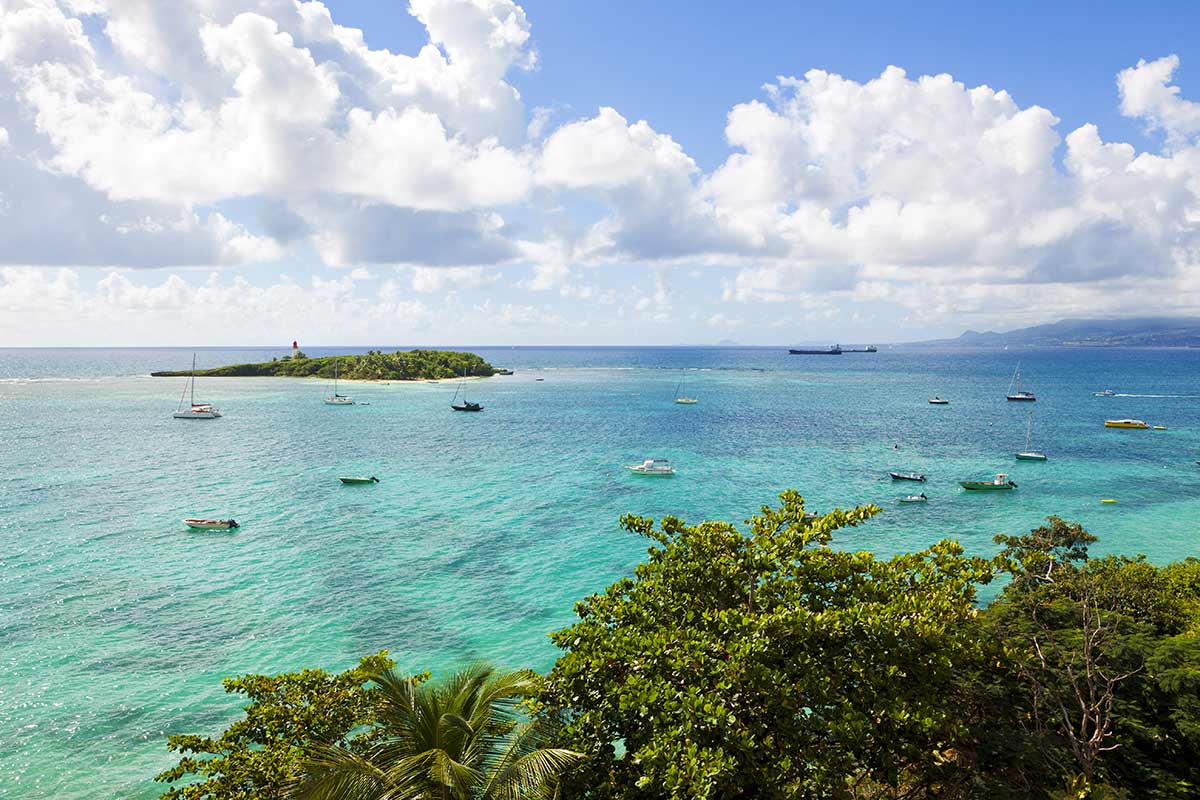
[292,340,299,359]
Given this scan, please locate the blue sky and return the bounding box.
[330,0,1196,161]
[2,0,1200,346]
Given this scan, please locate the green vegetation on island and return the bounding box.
[157,492,1200,800]
[911,316,1200,348]
[150,349,496,381]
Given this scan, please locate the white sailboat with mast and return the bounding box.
[1006,362,1036,401]
[673,370,698,404]
[1015,411,1047,461]
[173,353,222,419]
[324,357,354,405]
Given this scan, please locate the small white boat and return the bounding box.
[673,372,698,405]
[899,494,928,504]
[184,518,239,530]
[1006,363,1036,402]
[1015,411,1047,461]
[325,358,355,405]
[928,397,949,405]
[1094,389,1116,397]
[173,354,222,419]
[175,403,221,419]
[625,458,676,476]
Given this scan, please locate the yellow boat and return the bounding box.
[1101,498,1117,504]
[1105,419,1148,429]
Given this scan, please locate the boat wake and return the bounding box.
[1113,393,1200,398]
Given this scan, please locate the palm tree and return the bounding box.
[287,664,582,800]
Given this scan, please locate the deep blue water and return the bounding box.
[1,346,1199,798]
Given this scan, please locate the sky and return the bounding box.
[1,0,1200,346]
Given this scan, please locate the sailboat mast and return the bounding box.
[1025,412,1032,450]
[191,353,196,406]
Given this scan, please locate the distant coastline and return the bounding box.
[905,316,1200,349]
[150,349,497,381]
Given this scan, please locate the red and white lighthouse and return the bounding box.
[292,340,298,358]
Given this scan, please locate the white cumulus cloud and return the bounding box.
[1,0,1199,338]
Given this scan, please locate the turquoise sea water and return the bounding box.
[2,346,1199,798]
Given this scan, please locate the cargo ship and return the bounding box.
[789,345,843,355]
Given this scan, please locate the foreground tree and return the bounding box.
[157,652,396,800]
[978,519,1200,798]
[289,664,582,800]
[538,490,995,799]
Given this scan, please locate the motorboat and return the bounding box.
[1105,419,1148,429]
[1094,389,1116,397]
[899,494,928,504]
[889,471,926,482]
[960,474,1017,491]
[184,518,239,530]
[339,476,380,485]
[173,354,222,419]
[452,401,483,412]
[625,458,676,476]
[928,397,950,405]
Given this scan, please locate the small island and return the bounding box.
[151,349,497,381]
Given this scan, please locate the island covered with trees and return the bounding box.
[150,349,497,381]
[155,492,1200,800]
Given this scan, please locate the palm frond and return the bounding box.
[287,741,393,800]
[429,747,486,797]
[483,746,585,800]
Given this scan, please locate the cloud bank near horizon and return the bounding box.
[1,0,1199,343]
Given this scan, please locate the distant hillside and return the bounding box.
[152,349,495,380]
[910,317,1200,348]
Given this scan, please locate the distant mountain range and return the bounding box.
[910,317,1200,348]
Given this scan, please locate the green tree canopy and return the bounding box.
[538,490,996,799]
[977,521,1200,798]
[157,652,396,800]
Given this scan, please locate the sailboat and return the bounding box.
[173,354,222,419]
[324,358,354,405]
[673,371,698,405]
[451,369,482,412]
[1006,362,1036,401]
[1015,411,1047,461]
